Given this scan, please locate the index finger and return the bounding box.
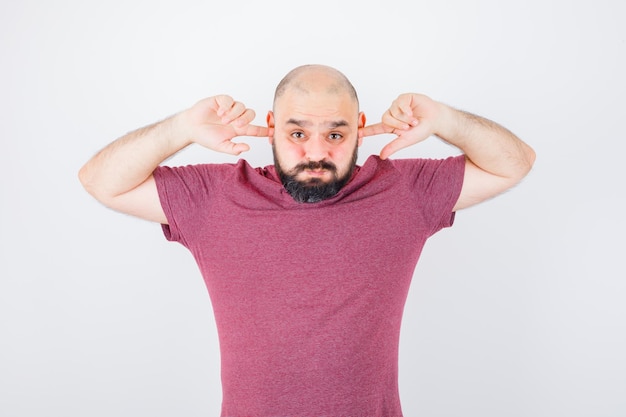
[359,122,393,138]
[238,124,273,138]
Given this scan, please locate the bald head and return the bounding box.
[273,65,359,110]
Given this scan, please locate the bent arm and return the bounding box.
[78,95,270,224]
[434,104,536,211]
[78,115,190,224]
[362,94,536,211]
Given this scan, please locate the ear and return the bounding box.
[266,111,275,145]
[357,112,366,146]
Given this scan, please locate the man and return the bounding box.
[79,64,535,416]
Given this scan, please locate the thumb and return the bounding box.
[216,139,251,155]
[379,137,411,160]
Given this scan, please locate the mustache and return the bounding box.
[293,160,337,173]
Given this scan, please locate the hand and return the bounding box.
[360,93,444,159]
[181,95,272,155]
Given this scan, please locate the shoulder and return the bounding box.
[357,154,465,183]
[154,159,267,185]
[389,154,465,173]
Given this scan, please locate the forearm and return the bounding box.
[436,104,536,181]
[78,112,190,203]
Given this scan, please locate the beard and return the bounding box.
[273,145,358,203]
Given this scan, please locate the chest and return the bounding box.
[188,191,429,286]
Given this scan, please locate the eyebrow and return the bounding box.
[286,118,350,129]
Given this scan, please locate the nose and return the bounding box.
[303,134,330,161]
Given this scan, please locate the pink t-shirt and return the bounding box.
[154,155,465,417]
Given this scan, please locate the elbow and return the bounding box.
[511,140,536,180]
[522,143,537,175]
[77,164,91,193]
[505,143,536,185]
[78,163,96,196]
[78,163,109,204]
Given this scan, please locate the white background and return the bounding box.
[1,0,625,416]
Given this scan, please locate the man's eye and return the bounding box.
[329,133,343,141]
[291,132,306,140]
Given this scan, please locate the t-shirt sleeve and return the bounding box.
[395,155,466,235]
[152,164,216,246]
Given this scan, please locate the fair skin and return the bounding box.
[267,70,365,186]
[362,93,536,210]
[78,66,535,224]
[78,95,272,224]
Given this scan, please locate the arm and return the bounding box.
[359,93,536,211]
[78,95,271,223]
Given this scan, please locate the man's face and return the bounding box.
[268,89,365,203]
